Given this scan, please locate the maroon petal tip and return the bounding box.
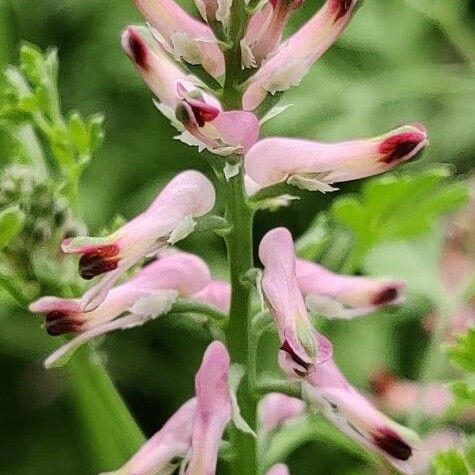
[79,244,120,280]
[373,428,412,461]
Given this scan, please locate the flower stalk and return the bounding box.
[223,168,259,475]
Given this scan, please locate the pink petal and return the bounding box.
[266,464,291,475]
[245,125,428,189]
[244,0,303,67]
[122,26,191,110]
[243,0,360,110]
[186,341,233,475]
[296,258,406,317]
[192,280,231,313]
[135,0,225,78]
[101,399,197,475]
[302,357,418,473]
[259,227,333,374]
[259,392,306,432]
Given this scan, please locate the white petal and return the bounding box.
[286,174,339,193]
[167,214,197,244]
[130,290,179,319]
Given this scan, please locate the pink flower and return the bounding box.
[30,253,211,368]
[245,125,428,192]
[101,399,197,475]
[30,252,211,335]
[185,341,233,475]
[259,227,333,376]
[300,358,418,474]
[243,0,360,110]
[266,464,291,475]
[371,370,453,418]
[134,0,225,78]
[295,258,406,319]
[122,27,260,156]
[192,280,231,313]
[102,341,235,474]
[242,0,304,68]
[259,392,306,433]
[61,170,215,311]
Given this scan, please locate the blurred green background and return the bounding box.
[0,0,474,474]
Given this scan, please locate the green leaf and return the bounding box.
[447,328,475,373]
[449,380,475,415]
[331,167,469,250]
[68,112,89,154]
[432,450,472,475]
[0,205,25,250]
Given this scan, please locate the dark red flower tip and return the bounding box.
[127,29,149,70]
[280,339,311,374]
[334,0,354,21]
[372,286,399,306]
[373,428,412,461]
[369,369,396,396]
[189,103,219,127]
[79,244,120,280]
[45,311,83,336]
[379,130,427,164]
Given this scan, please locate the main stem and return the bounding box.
[224,171,259,475]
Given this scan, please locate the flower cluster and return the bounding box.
[28,0,437,473]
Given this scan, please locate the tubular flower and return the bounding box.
[242,0,360,110]
[370,370,453,418]
[122,27,260,156]
[300,358,419,474]
[295,258,406,319]
[242,0,304,68]
[101,399,197,475]
[185,341,233,475]
[61,170,215,311]
[258,392,306,433]
[266,464,291,475]
[259,227,333,376]
[245,124,429,192]
[30,253,211,368]
[134,0,225,78]
[192,280,231,313]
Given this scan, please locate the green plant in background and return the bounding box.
[0,0,474,475]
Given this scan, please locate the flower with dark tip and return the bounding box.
[61,170,215,312]
[259,227,333,376]
[245,124,428,193]
[295,258,406,319]
[243,0,361,110]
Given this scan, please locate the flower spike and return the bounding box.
[62,170,215,311]
[185,341,233,474]
[134,0,225,78]
[101,399,197,475]
[259,227,333,376]
[300,358,419,474]
[245,124,428,192]
[242,0,360,110]
[296,258,406,319]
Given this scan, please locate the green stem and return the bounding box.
[224,170,259,475]
[67,346,146,471]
